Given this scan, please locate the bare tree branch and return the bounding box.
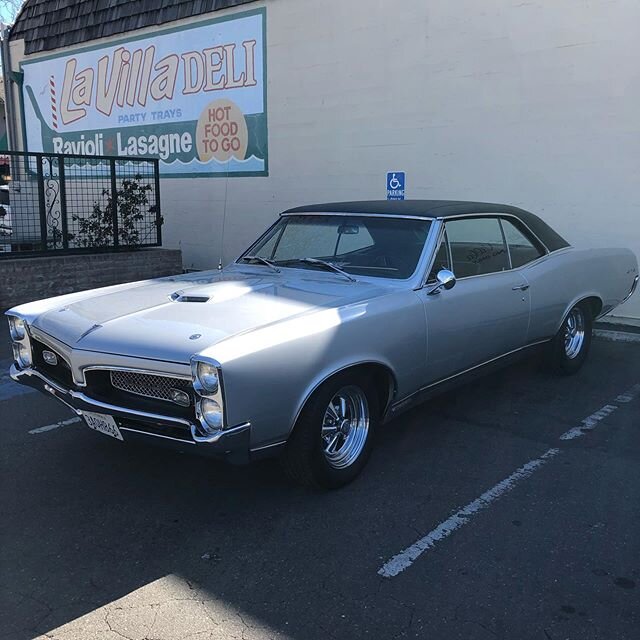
[0,0,25,24]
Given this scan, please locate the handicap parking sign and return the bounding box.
[387,172,405,201]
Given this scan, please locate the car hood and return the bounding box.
[32,267,391,363]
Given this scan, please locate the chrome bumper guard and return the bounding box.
[11,365,251,462]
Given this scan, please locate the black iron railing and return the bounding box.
[0,151,162,258]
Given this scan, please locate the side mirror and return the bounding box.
[428,269,456,295]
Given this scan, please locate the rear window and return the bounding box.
[501,219,545,267]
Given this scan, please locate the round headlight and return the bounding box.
[9,316,26,341]
[200,398,223,431]
[12,342,32,368]
[197,362,219,394]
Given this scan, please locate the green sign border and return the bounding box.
[19,7,269,179]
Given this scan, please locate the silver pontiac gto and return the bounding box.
[7,201,639,487]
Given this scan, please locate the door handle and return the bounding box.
[512,283,530,291]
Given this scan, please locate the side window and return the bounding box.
[445,217,509,277]
[427,232,451,282]
[501,219,545,267]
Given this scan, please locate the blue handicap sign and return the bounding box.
[387,172,405,200]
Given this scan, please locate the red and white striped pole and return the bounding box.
[50,75,58,130]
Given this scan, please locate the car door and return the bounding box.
[418,216,531,385]
[499,217,551,340]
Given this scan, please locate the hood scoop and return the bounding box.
[171,291,211,303]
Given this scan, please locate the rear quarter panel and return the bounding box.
[522,247,638,341]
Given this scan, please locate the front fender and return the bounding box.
[286,358,398,440]
[206,291,425,449]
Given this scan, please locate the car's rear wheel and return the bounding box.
[547,302,593,375]
[280,372,378,489]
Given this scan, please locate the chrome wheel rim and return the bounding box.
[564,307,585,359]
[322,386,369,469]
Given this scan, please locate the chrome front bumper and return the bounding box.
[11,365,252,463]
[622,275,639,303]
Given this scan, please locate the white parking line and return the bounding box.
[379,382,639,578]
[378,448,561,578]
[559,405,618,441]
[615,383,640,404]
[28,416,81,434]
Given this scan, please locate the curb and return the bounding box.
[594,329,640,344]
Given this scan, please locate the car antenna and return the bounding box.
[218,157,231,270]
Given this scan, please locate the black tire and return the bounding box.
[279,372,379,489]
[546,302,593,375]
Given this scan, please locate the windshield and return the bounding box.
[242,215,431,280]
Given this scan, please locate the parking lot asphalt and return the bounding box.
[1,328,638,640]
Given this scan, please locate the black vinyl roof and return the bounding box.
[283,200,570,252]
[11,0,260,55]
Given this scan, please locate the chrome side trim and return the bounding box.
[417,214,571,286]
[250,440,287,453]
[435,212,553,254]
[417,222,447,290]
[498,218,513,269]
[441,250,560,283]
[390,339,551,413]
[239,213,437,288]
[413,219,443,290]
[622,275,639,303]
[280,212,435,221]
[237,216,286,263]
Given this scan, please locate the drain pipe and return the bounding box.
[1,24,18,151]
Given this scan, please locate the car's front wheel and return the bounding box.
[547,302,593,375]
[280,372,378,489]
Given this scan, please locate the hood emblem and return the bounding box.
[42,350,58,366]
[189,334,202,341]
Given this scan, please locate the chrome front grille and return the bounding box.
[109,370,192,404]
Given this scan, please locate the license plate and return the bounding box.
[83,411,123,441]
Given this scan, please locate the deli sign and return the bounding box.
[21,9,268,177]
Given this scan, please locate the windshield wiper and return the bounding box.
[239,255,281,273]
[297,258,357,282]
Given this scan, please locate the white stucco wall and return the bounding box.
[9,0,640,317]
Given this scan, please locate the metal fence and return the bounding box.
[0,151,162,258]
